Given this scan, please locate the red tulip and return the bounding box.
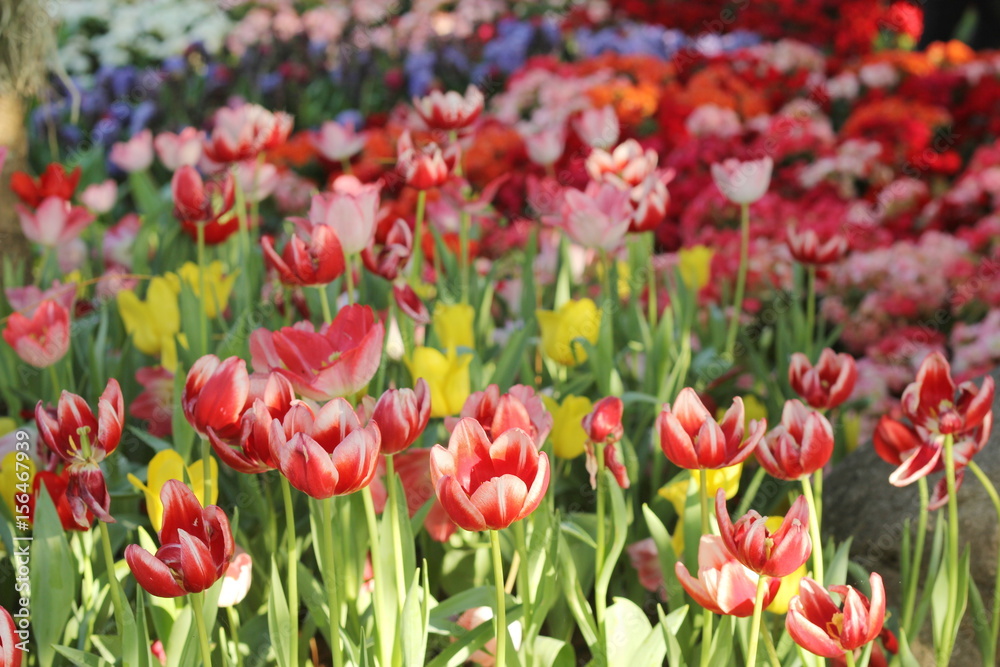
[788,349,857,410]
[3,299,70,368]
[756,400,834,480]
[270,399,382,498]
[203,104,292,163]
[716,489,812,577]
[362,217,413,281]
[786,573,886,658]
[261,224,345,286]
[183,355,250,440]
[172,167,238,244]
[393,283,430,324]
[209,400,279,474]
[31,469,93,532]
[675,535,781,617]
[371,379,431,455]
[446,384,553,446]
[249,304,385,401]
[396,131,457,190]
[11,163,81,207]
[787,227,848,265]
[35,379,124,527]
[125,479,235,597]
[657,388,766,470]
[899,351,993,437]
[429,418,550,531]
[0,605,22,667]
[583,396,624,444]
[413,85,484,131]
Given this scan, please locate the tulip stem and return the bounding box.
[232,166,253,312]
[201,437,213,514]
[967,461,1000,655]
[844,650,857,667]
[805,264,816,355]
[646,231,658,328]
[489,530,508,667]
[595,441,607,631]
[409,190,427,284]
[746,574,768,667]
[317,285,333,325]
[279,477,300,667]
[385,455,408,611]
[724,202,750,359]
[361,486,391,667]
[98,521,125,636]
[937,432,960,665]
[48,364,62,403]
[800,476,824,585]
[226,606,244,667]
[698,468,713,667]
[761,619,781,667]
[344,255,356,306]
[902,476,929,636]
[196,221,208,354]
[192,592,214,667]
[322,498,344,667]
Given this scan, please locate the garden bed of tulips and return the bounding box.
[3,1,1000,666]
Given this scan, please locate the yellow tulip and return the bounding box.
[659,464,742,555]
[117,275,182,370]
[541,394,593,459]
[432,302,475,351]
[536,298,601,366]
[596,261,631,299]
[0,451,34,518]
[128,449,218,531]
[63,270,88,298]
[678,245,714,290]
[0,417,16,437]
[765,514,808,613]
[177,261,237,319]
[406,347,473,418]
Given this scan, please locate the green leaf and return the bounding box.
[487,320,534,391]
[529,636,575,667]
[30,486,79,667]
[400,567,428,667]
[594,471,629,611]
[709,614,734,666]
[658,605,689,667]
[424,605,523,667]
[967,578,992,664]
[642,504,684,610]
[895,628,923,667]
[171,363,196,460]
[555,533,599,650]
[603,598,655,667]
[267,557,291,667]
[53,645,114,667]
[825,536,853,587]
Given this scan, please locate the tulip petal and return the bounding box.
[124,544,188,598]
[675,562,724,615]
[888,443,942,487]
[159,479,207,544]
[658,411,700,469]
[786,600,843,658]
[436,475,487,531]
[277,434,338,499]
[177,529,219,593]
[469,474,528,530]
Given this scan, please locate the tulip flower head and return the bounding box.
[786,573,886,658]
[406,347,473,418]
[154,127,204,170]
[176,261,237,318]
[80,180,118,214]
[582,396,629,489]
[448,384,553,446]
[430,418,550,531]
[547,181,633,251]
[675,535,781,616]
[536,298,601,367]
[127,448,218,531]
[312,120,367,162]
[307,176,381,256]
[716,489,812,577]
[109,129,154,173]
[788,349,858,410]
[116,275,182,371]
[0,605,22,667]
[3,299,70,368]
[371,379,431,455]
[543,394,593,459]
[756,400,834,481]
[787,226,849,265]
[361,217,413,281]
[574,106,619,150]
[627,538,667,601]
[16,197,95,248]
[218,547,253,607]
[203,103,293,163]
[172,166,238,243]
[183,355,251,440]
[711,156,773,204]
[658,388,766,470]
[413,84,485,131]
[396,130,457,190]
[262,224,346,286]
[34,380,124,527]
[124,479,235,597]
[11,163,81,207]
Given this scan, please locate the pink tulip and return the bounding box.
[109,129,154,172]
[789,349,858,410]
[154,128,204,170]
[657,388,766,470]
[312,120,367,162]
[548,181,632,250]
[3,299,71,369]
[80,180,118,214]
[307,175,381,255]
[217,547,253,607]
[574,106,619,149]
[413,85,484,131]
[16,197,94,247]
[786,573,886,658]
[517,121,566,167]
[716,489,812,577]
[676,535,781,616]
[711,156,773,204]
[756,400,835,481]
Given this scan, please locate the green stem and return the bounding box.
[361,486,391,667]
[801,475,825,585]
[844,649,857,667]
[805,264,816,355]
[761,620,781,667]
[967,461,1000,654]
[725,202,751,358]
[197,222,208,354]
[385,455,408,611]
[192,592,214,667]
[490,530,508,667]
[98,521,124,635]
[232,167,252,312]
[317,285,333,325]
[344,254,356,306]
[409,190,427,284]
[322,498,344,667]
[938,433,960,665]
[459,209,471,305]
[201,437,213,510]
[698,468,713,667]
[647,231,658,328]
[595,441,607,629]
[746,575,768,667]
[48,363,61,403]
[736,467,767,518]
[514,519,533,653]
[902,476,929,636]
[279,477,300,667]
[813,470,823,527]
[340,158,353,175]
[226,606,244,667]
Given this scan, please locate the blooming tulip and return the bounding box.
[172,166,238,242]
[658,388,766,470]
[716,489,812,577]
[547,181,632,251]
[176,261,237,318]
[116,275,182,370]
[711,156,773,204]
[34,380,124,527]
[430,418,550,531]
[270,399,382,498]
[16,197,94,247]
[250,304,385,401]
[182,355,250,440]
[2,299,70,368]
[756,400,834,481]
[203,104,293,163]
[899,351,993,437]
[312,120,366,162]
[406,347,473,417]
[124,480,234,597]
[307,176,381,255]
[218,547,253,607]
[543,395,593,459]
[675,535,781,616]
[413,85,484,131]
[0,605,22,667]
[127,449,218,531]
[585,139,659,187]
[787,227,848,265]
[31,469,94,533]
[154,127,204,170]
[786,573,886,658]
[432,302,475,351]
[361,217,412,281]
[396,130,456,190]
[574,106,619,149]
[262,225,345,286]
[11,163,80,207]
[536,298,601,366]
[448,385,552,445]
[788,349,858,410]
[80,180,118,214]
[371,379,431,455]
[583,396,624,444]
[109,129,154,172]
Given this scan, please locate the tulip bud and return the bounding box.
[372,379,432,455]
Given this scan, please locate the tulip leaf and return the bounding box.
[424,604,523,667]
[709,614,735,666]
[642,504,684,611]
[428,586,500,631]
[603,597,655,667]
[30,486,79,667]
[595,471,629,606]
[825,536,853,587]
[657,604,689,667]
[171,362,196,460]
[894,628,923,667]
[52,645,114,667]
[400,565,428,667]
[555,532,599,650]
[487,320,534,391]
[968,575,993,663]
[529,636,575,667]
[267,557,292,667]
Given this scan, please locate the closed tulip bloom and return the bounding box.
[786,573,886,658]
[262,224,346,286]
[787,227,848,265]
[183,355,251,440]
[448,384,553,446]
[430,419,550,531]
[574,106,619,149]
[582,396,624,444]
[34,380,124,527]
[109,129,154,173]
[543,395,592,459]
[396,130,456,190]
[250,305,385,401]
[414,85,485,131]
[789,349,858,410]
[218,548,253,608]
[658,388,766,470]
[307,176,381,255]
[80,180,118,214]
[711,156,773,204]
[361,217,412,281]
[125,479,234,597]
[536,298,601,367]
[0,605,22,667]
[270,399,382,498]
[716,489,812,577]
[312,120,366,162]
[405,347,472,418]
[676,535,781,617]
[16,197,95,247]
[585,139,659,187]
[3,299,70,368]
[756,400,834,480]
[127,449,217,531]
[432,302,475,351]
[172,167,238,244]
[371,379,431,455]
